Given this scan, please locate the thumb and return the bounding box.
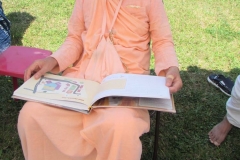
[166,75,174,87]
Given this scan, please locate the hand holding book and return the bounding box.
[164,66,183,94]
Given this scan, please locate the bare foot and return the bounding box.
[208,116,232,146]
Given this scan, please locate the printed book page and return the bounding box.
[92,73,170,103]
[93,96,175,113]
[13,73,100,106]
[14,94,90,114]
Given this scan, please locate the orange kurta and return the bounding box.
[50,0,178,79]
[18,0,179,159]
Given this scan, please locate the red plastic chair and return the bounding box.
[0,46,52,90]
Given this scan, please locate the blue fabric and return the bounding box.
[0,1,11,53]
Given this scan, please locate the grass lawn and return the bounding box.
[1,0,240,159]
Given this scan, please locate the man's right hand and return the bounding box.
[24,57,58,81]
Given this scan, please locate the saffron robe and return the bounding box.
[18,0,179,159]
[51,0,178,78]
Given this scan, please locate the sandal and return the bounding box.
[207,74,234,96]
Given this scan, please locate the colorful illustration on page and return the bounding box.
[31,76,87,99]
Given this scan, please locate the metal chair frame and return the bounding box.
[152,111,160,160]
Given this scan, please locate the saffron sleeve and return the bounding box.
[51,0,85,74]
[148,0,179,75]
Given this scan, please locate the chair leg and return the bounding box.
[153,111,160,160]
[12,77,18,91]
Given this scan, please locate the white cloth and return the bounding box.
[226,75,240,128]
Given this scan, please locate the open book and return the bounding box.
[12,73,176,114]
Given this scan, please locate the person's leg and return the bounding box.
[82,107,150,160]
[18,102,150,160]
[208,116,232,146]
[0,28,11,53]
[18,102,96,160]
[226,75,240,128]
[208,75,240,146]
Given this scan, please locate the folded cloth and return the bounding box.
[207,74,234,96]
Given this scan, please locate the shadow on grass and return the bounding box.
[0,66,240,159]
[6,12,35,45]
[141,66,240,160]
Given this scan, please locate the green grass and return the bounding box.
[1,0,240,159]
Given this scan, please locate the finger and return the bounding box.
[24,61,40,81]
[34,69,46,79]
[169,86,178,94]
[24,69,28,82]
[166,75,174,80]
[166,75,174,87]
[24,67,35,81]
[169,79,182,93]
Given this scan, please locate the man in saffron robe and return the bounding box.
[18,0,183,159]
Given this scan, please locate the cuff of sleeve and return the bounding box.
[49,54,62,74]
[154,49,179,76]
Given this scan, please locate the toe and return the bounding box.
[208,131,215,140]
[208,131,212,136]
[213,141,220,146]
[209,139,214,144]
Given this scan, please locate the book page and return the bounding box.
[93,96,175,113]
[13,73,100,106]
[13,94,90,114]
[92,73,170,103]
